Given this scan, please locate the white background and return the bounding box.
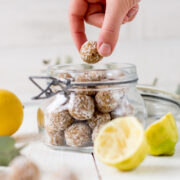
[0,0,180,100]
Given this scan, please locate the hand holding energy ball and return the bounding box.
[69,0,140,57]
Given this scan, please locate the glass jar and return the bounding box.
[138,85,180,128]
[33,63,147,153]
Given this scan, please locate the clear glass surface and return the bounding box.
[37,63,147,153]
[138,85,180,128]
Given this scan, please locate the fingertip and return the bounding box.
[127,5,139,19]
[98,43,112,57]
[97,27,119,57]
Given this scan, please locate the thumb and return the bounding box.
[97,0,128,57]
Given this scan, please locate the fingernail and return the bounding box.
[98,43,112,57]
[127,8,137,18]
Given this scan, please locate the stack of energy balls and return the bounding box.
[45,41,133,147]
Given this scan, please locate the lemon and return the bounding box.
[0,89,23,136]
[94,117,148,171]
[146,112,178,156]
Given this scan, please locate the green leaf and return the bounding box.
[0,136,24,166]
[0,136,15,152]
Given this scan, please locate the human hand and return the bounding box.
[69,0,140,57]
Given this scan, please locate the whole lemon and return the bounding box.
[0,89,23,136]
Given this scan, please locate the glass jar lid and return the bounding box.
[47,63,138,86]
[30,63,139,100]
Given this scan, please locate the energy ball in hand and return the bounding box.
[80,41,103,64]
[9,156,40,180]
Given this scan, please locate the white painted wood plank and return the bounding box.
[95,140,180,180]
[13,104,98,180]
[22,143,98,180]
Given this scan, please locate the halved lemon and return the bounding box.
[94,117,148,171]
[146,112,178,156]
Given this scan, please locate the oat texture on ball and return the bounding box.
[49,110,74,131]
[74,70,106,96]
[95,90,119,113]
[88,111,111,129]
[58,72,73,80]
[46,124,64,146]
[65,123,91,147]
[68,94,95,120]
[92,124,104,142]
[75,71,106,82]
[80,41,103,64]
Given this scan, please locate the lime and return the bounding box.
[0,89,23,136]
[146,112,178,156]
[94,116,148,171]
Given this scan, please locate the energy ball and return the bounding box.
[51,73,73,92]
[9,156,40,180]
[68,94,95,120]
[46,124,64,146]
[0,173,7,180]
[96,85,111,90]
[80,41,103,64]
[58,72,72,80]
[75,71,106,96]
[95,90,119,113]
[88,111,111,129]
[75,87,96,96]
[49,110,74,131]
[75,71,106,82]
[92,124,104,142]
[65,123,91,147]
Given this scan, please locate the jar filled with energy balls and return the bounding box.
[35,63,147,153]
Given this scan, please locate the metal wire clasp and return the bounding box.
[29,76,71,100]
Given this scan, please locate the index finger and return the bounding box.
[69,0,88,51]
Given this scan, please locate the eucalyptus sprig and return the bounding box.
[0,136,24,166]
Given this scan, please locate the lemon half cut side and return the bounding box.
[94,116,148,171]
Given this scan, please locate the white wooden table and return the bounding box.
[1,101,179,180]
